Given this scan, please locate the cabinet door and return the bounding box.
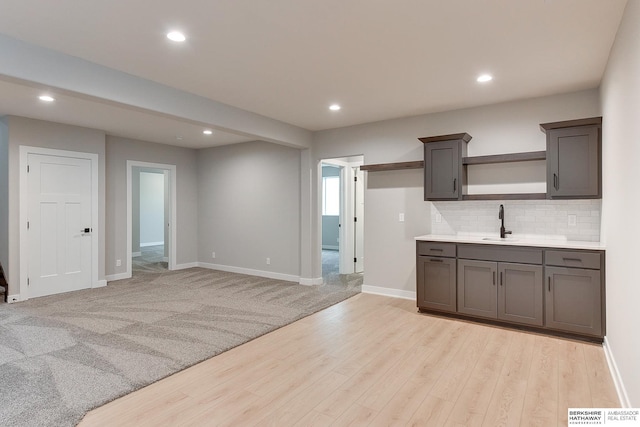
[547,125,600,198]
[417,256,456,313]
[457,259,497,319]
[498,263,543,326]
[424,140,459,200]
[545,267,602,337]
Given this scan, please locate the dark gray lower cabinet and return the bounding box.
[498,263,543,326]
[417,241,605,339]
[545,267,602,336]
[457,260,496,319]
[417,256,456,313]
[458,259,543,326]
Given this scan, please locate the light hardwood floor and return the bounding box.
[79,293,619,427]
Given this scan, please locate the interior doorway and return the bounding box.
[127,161,176,278]
[132,168,169,273]
[320,155,364,287]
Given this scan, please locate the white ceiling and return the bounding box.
[0,0,628,147]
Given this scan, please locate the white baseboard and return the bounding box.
[603,336,630,407]
[132,251,141,257]
[105,272,131,282]
[93,280,107,288]
[174,262,198,270]
[362,285,416,300]
[7,294,21,303]
[299,277,324,286]
[198,262,299,283]
[140,242,164,247]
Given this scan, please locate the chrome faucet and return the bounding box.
[499,204,512,239]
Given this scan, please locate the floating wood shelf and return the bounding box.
[360,161,424,172]
[462,151,546,165]
[462,193,547,201]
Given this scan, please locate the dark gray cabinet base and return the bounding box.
[416,241,605,341]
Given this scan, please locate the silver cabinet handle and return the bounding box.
[453,178,457,192]
[493,271,496,285]
[562,257,582,262]
[548,276,551,292]
[429,258,443,263]
[429,248,443,252]
[500,272,503,286]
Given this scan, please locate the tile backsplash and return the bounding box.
[431,199,601,242]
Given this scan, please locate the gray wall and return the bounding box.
[197,140,300,276]
[310,89,602,294]
[0,117,8,277]
[4,116,107,293]
[105,136,198,275]
[600,0,640,406]
[321,165,340,249]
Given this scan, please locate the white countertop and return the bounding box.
[415,234,605,250]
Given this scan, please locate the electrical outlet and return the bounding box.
[436,213,442,223]
[568,214,577,227]
[212,252,216,259]
[399,213,405,222]
[116,259,121,267]
[266,257,271,265]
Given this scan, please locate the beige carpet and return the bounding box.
[0,268,360,426]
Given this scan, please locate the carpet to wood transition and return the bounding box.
[0,268,360,427]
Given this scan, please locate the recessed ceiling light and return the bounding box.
[38,95,55,102]
[167,31,186,42]
[329,104,341,111]
[203,130,213,135]
[477,74,493,83]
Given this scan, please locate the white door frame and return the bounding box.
[320,156,364,275]
[126,160,177,277]
[19,146,100,301]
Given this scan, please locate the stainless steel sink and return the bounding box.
[482,237,519,242]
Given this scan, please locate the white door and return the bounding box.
[27,154,93,298]
[354,167,364,273]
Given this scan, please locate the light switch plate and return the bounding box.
[399,213,405,222]
[568,214,577,227]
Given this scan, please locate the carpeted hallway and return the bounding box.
[0,268,360,427]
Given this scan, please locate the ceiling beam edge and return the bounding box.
[0,33,312,149]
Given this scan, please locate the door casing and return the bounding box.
[126,160,177,278]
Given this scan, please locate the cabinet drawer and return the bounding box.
[417,242,456,258]
[545,250,601,270]
[457,244,542,265]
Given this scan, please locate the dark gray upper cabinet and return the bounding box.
[419,133,471,200]
[541,117,602,199]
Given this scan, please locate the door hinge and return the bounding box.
[354,176,357,182]
[27,165,30,173]
[354,257,357,263]
[27,221,29,230]
[354,217,357,222]
[27,277,30,286]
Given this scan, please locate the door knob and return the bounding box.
[82,228,91,233]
